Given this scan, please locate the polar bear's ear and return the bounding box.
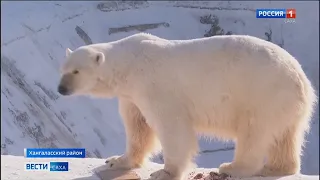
[66,48,73,57]
[95,52,105,66]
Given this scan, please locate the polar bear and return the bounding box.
[58,33,317,180]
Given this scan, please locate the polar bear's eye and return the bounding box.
[72,70,79,74]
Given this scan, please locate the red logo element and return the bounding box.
[286,9,296,19]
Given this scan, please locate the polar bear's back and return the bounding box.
[132,34,315,129]
[140,35,307,99]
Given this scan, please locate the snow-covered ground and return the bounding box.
[2,155,319,180]
[1,1,319,178]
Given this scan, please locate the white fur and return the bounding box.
[59,33,317,180]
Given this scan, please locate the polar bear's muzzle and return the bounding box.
[58,74,74,96]
[58,84,71,96]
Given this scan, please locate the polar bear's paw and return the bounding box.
[219,162,259,177]
[148,169,181,180]
[105,155,139,170]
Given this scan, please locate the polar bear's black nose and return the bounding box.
[58,85,69,95]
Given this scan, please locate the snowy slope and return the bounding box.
[1,0,319,176]
[2,155,319,180]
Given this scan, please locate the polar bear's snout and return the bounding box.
[58,85,69,95]
[58,74,74,96]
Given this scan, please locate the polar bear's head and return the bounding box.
[58,47,106,96]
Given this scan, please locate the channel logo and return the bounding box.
[256,9,296,19]
[25,162,69,172]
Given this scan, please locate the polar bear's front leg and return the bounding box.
[105,99,159,170]
[144,105,199,180]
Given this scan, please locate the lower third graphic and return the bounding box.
[25,162,69,172]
